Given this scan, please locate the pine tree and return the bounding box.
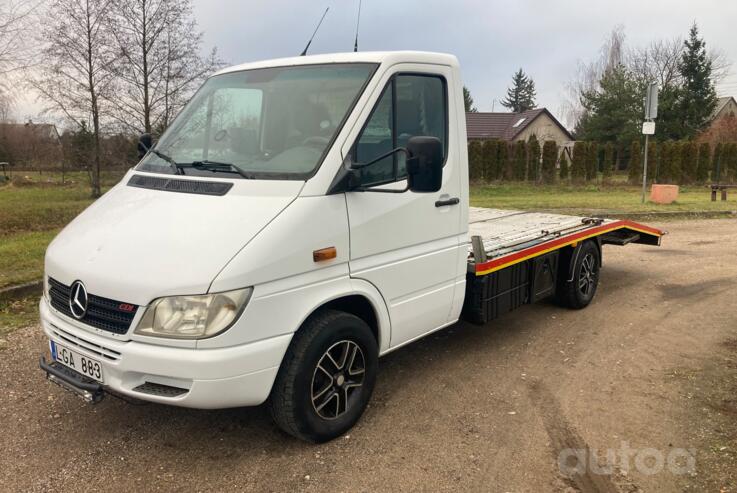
[711,142,723,181]
[678,24,718,138]
[559,151,569,181]
[527,135,541,182]
[570,141,587,183]
[585,142,599,182]
[657,141,670,183]
[482,140,498,181]
[468,141,484,181]
[513,140,527,181]
[463,86,477,113]
[680,141,698,184]
[628,140,642,184]
[602,142,615,180]
[501,69,536,113]
[541,141,557,184]
[696,142,710,183]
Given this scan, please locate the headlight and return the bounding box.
[134,288,252,339]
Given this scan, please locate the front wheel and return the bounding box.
[269,309,378,442]
[555,240,600,309]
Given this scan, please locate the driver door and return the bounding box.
[345,67,464,348]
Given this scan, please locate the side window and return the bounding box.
[353,74,447,187]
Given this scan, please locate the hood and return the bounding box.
[45,172,303,306]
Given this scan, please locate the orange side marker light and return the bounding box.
[313,247,337,262]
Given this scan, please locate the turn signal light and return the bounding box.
[313,247,337,262]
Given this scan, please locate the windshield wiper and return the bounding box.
[150,149,185,175]
[187,160,254,179]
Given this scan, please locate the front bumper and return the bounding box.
[39,298,292,409]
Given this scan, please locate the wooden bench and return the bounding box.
[707,184,737,201]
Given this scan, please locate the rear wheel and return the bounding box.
[555,240,600,309]
[269,309,378,442]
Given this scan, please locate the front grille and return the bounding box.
[48,278,138,335]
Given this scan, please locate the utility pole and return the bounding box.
[641,82,658,203]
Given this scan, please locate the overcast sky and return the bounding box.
[15,0,737,127]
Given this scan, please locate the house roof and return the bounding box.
[465,108,573,141]
[712,96,736,119]
[0,122,61,142]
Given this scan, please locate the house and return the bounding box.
[712,96,737,121]
[698,96,737,145]
[465,108,574,150]
[0,121,63,168]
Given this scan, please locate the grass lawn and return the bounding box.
[470,182,737,215]
[1,170,735,334]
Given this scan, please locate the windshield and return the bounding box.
[137,63,377,179]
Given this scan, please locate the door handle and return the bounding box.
[435,197,460,207]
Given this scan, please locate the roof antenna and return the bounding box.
[353,0,362,52]
[300,7,329,56]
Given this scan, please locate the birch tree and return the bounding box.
[33,0,117,197]
[107,0,221,134]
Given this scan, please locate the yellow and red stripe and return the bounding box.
[474,220,664,276]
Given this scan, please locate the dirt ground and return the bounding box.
[1,219,736,492]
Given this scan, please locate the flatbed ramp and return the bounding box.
[466,207,664,275]
[461,208,664,324]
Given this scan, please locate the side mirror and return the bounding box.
[406,136,443,193]
[137,133,153,160]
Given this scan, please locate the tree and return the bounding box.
[711,142,723,181]
[559,150,569,181]
[677,23,717,138]
[463,86,477,113]
[106,0,221,134]
[696,142,710,183]
[602,142,615,180]
[541,141,557,184]
[0,0,37,120]
[468,140,483,181]
[512,140,526,181]
[33,0,117,197]
[570,141,586,183]
[577,64,640,146]
[627,140,641,184]
[481,139,499,181]
[501,68,536,113]
[680,140,698,184]
[527,135,540,182]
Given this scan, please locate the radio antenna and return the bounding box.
[300,7,329,56]
[353,0,362,52]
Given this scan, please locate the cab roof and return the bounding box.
[214,51,460,76]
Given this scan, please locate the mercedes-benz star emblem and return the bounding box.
[69,281,88,320]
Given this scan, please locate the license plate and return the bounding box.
[50,341,104,383]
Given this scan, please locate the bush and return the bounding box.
[711,143,723,181]
[541,141,557,183]
[585,142,598,182]
[602,142,615,180]
[627,140,641,184]
[559,151,569,181]
[512,140,526,180]
[696,142,710,183]
[527,135,540,182]
[468,141,484,181]
[482,140,499,181]
[498,141,511,180]
[680,141,698,184]
[570,142,586,183]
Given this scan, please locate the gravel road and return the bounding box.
[1,219,736,492]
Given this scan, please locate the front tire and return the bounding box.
[269,309,378,442]
[555,240,600,309]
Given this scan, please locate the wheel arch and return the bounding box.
[297,280,391,353]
